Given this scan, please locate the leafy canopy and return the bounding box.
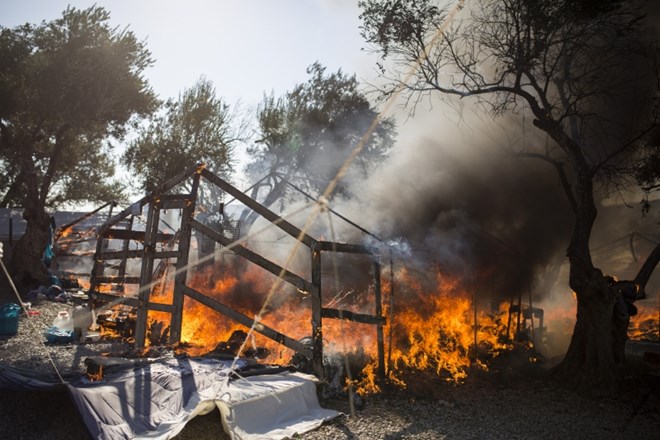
[0,5,156,209]
[123,77,242,193]
[247,62,396,199]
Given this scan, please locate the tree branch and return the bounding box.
[512,151,578,213]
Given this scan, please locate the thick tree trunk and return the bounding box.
[553,269,622,393]
[552,162,623,394]
[6,201,51,294]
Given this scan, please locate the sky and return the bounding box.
[1,0,372,107]
[1,0,386,195]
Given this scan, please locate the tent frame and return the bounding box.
[88,164,386,379]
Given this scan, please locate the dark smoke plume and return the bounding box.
[351,121,573,305]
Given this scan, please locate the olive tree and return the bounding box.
[359,0,660,393]
[0,6,156,292]
[243,62,396,232]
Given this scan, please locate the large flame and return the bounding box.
[146,262,513,394]
[376,269,510,391]
[85,252,659,396]
[629,305,660,341]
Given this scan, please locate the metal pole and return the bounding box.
[515,290,523,341]
[528,284,536,345]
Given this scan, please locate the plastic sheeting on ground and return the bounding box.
[1,358,341,439]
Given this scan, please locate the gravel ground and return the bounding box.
[0,299,658,440]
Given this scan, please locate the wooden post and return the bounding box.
[88,223,108,298]
[373,258,386,379]
[311,245,324,380]
[473,278,478,364]
[170,172,200,343]
[116,215,134,287]
[515,290,523,341]
[134,201,160,348]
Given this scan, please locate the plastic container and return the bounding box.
[52,310,74,332]
[0,303,21,336]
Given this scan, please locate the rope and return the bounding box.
[209,0,468,397]
[0,258,66,385]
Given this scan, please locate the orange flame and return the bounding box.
[95,260,519,393]
[173,264,511,392]
[384,269,510,386]
[629,305,660,341]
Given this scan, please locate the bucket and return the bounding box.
[0,303,21,336]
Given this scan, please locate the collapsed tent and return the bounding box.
[1,357,340,440]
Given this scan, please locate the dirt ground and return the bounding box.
[0,300,658,439]
[0,348,658,440]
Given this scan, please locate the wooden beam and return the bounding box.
[200,168,317,248]
[91,292,174,313]
[88,217,108,296]
[321,308,386,325]
[135,203,160,348]
[180,284,312,359]
[155,194,190,210]
[55,201,115,240]
[94,276,140,284]
[191,220,315,293]
[98,250,181,260]
[115,215,134,282]
[170,174,199,343]
[373,259,386,378]
[102,229,175,242]
[100,163,204,230]
[311,247,323,379]
[316,241,375,254]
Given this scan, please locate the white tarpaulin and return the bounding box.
[2,358,340,439]
[216,371,341,440]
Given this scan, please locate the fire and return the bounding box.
[177,264,511,393]
[56,225,74,239]
[384,269,510,387]
[88,257,521,393]
[628,305,660,341]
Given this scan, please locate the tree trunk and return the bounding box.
[553,269,622,393]
[6,201,51,294]
[551,163,623,394]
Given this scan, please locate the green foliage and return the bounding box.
[248,62,396,198]
[123,77,239,193]
[0,5,157,208]
[359,0,442,59]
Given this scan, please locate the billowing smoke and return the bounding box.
[327,2,660,309]
[336,112,574,305]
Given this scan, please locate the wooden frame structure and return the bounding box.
[88,164,386,379]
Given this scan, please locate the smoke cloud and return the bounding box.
[334,111,572,305]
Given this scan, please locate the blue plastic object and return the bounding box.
[43,326,75,343]
[0,303,21,336]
